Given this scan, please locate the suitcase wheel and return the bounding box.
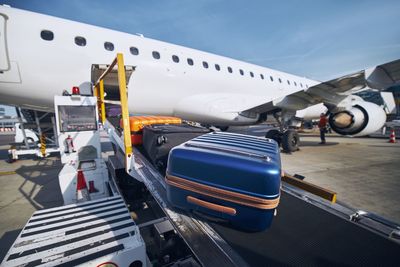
[157,135,167,146]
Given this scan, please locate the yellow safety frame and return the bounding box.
[93,53,133,169]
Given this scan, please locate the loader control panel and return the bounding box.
[54,93,101,164]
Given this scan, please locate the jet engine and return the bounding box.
[328,101,386,136]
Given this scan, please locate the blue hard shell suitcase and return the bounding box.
[165,132,281,232]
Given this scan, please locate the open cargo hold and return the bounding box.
[142,123,210,172]
[166,132,281,232]
[120,116,182,145]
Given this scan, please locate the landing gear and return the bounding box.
[266,112,300,153]
[265,129,282,146]
[265,129,300,153]
[282,129,299,153]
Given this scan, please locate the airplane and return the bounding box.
[0,5,399,152]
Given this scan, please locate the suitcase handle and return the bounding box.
[187,196,237,216]
[185,142,271,161]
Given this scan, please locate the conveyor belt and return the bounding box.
[106,120,400,267]
[212,191,399,267]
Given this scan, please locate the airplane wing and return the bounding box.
[244,59,400,114]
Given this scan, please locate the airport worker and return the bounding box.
[318,113,328,144]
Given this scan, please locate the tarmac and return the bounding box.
[0,134,63,261]
[231,125,400,223]
[0,127,399,261]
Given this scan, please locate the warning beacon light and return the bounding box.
[72,86,80,95]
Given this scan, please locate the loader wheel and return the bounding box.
[282,129,300,153]
[265,129,282,146]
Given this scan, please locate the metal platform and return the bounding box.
[1,196,146,267]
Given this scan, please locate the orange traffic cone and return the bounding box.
[389,129,396,143]
[76,170,91,202]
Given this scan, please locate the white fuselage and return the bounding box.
[0,6,320,125]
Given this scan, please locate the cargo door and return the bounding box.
[0,13,10,71]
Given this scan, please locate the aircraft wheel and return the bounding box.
[282,129,300,153]
[265,129,282,146]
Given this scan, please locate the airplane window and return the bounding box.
[215,64,220,71]
[287,80,290,85]
[250,72,254,78]
[40,30,54,41]
[130,47,139,55]
[228,67,233,73]
[172,55,179,63]
[74,36,86,46]
[152,51,160,59]
[270,76,274,81]
[294,81,297,86]
[278,78,282,83]
[300,83,303,88]
[260,74,264,79]
[306,84,309,88]
[239,69,244,75]
[187,58,194,65]
[203,61,209,68]
[104,42,114,51]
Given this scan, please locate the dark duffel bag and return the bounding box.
[166,132,281,232]
[142,124,210,173]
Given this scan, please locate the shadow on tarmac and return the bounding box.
[0,229,22,262]
[13,159,63,210]
[299,141,339,147]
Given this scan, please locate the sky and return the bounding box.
[1,0,400,115]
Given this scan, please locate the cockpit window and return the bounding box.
[41,30,54,41]
[74,36,86,46]
[104,42,114,51]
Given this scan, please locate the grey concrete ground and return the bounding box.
[0,133,114,261]
[281,134,400,223]
[231,125,400,223]
[0,134,63,261]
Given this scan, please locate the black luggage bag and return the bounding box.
[142,124,210,173]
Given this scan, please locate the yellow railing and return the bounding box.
[93,53,133,170]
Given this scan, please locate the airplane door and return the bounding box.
[0,13,10,71]
[0,12,21,83]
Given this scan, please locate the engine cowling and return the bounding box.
[328,101,386,136]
